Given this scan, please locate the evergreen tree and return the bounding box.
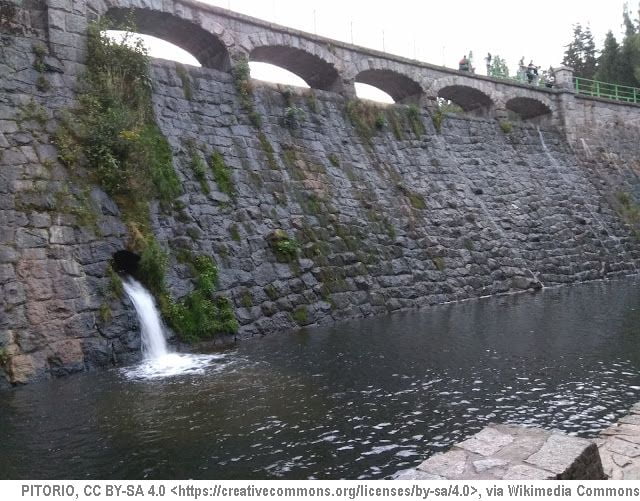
[581,26,598,78]
[623,2,637,37]
[595,31,622,83]
[619,3,640,86]
[562,23,598,78]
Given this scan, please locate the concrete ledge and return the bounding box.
[396,424,605,480]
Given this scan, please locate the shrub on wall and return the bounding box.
[56,19,237,340]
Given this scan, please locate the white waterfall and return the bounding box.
[121,277,225,379]
[122,278,169,360]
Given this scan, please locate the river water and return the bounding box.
[3,278,640,479]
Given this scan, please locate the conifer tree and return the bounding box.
[595,31,622,83]
[619,4,640,86]
[562,23,598,79]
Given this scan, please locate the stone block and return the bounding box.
[402,425,604,480]
[15,228,48,248]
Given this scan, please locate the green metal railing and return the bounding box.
[574,77,640,104]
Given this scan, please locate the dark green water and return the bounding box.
[3,278,640,479]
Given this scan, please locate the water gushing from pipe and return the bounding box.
[122,278,169,360]
[121,277,227,379]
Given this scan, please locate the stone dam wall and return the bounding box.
[2,0,640,386]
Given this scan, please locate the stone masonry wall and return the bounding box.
[2,0,640,386]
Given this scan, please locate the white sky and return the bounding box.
[120,0,634,101]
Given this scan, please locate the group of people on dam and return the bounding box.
[458,53,555,88]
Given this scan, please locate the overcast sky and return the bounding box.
[122,0,634,101]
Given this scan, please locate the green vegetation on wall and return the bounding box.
[432,109,445,133]
[55,19,236,341]
[267,229,299,262]
[0,347,9,367]
[345,99,387,143]
[398,184,426,209]
[186,141,210,194]
[165,253,238,342]
[33,43,50,92]
[346,100,426,142]
[232,56,261,128]
[209,151,234,196]
[55,22,180,234]
[499,120,513,133]
[616,191,640,238]
[175,63,193,100]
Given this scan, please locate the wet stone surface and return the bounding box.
[396,424,606,480]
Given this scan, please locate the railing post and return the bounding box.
[595,80,600,97]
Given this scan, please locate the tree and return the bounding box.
[489,55,509,78]
[562,23,598,79]
[623,2,637,38]
[595,31,622,83]
[618,3,640,86]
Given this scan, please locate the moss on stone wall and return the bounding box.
[267,229,299,262]
[616,191,640,238]
[209,151,234,196]
[232,56,261,128]
[175,63,193,100]
[185,140,209,194]
[55,19,237,341]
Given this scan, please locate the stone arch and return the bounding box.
[355,69,423,103]
[249,45,342,92]
[103,7,232,71]
[436,84,494,112]
[506,96,552,119]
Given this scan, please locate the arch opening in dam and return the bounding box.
[506,96,553,120]
[104,7,231,71]
[104,30,202,67]
[437,84,494,115]
[249,45,341,92]
[355,69,422,104]
[354,82,395,103]
[249,61,310,88]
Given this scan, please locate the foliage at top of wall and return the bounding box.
[56,18,237,340]
[346,100,426,143]
[56,20,180,232]
[345,99,387,143]
[175,63,193,100]
[232,56,261,128]
[432,99,464,133]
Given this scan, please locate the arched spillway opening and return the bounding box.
[506,97,552,120]
[112,250,140,276]
[355,69,422,104]
[104,7,231,71]
[250,45,341,92]
[437,85,494,116]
